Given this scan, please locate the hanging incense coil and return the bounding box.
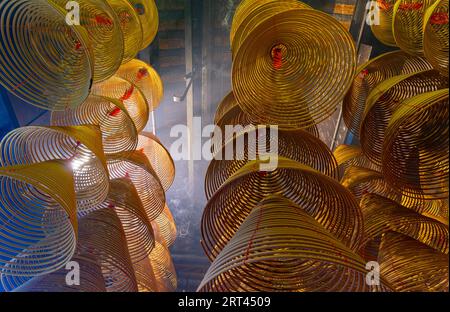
[382,89,449,199]
[378,232,449,292]
[214,92,239,125]
[230,0,312,55]
[149,241,177,292]
[0,125,109,213]
[137,132,175,191]
[0,161,77,278]
[334,144,380,174]
[152,204,177,248]
[107,151,165,221]
[127,0,159,49]
[49,0,124,82]
[369,0,398,46]
[232,8,356,130]
[92,76,149,133]
[392,0,437,56]
[0,0,93,110]
[106,0,143,64]
[202,158,363,261]
[401,194,449,224]
[206,128,339,199]
[115,59,164,112]
[423,0,449,77]
[198,196,392,292]
[77,208,138,292]
[360,69,448,166]
[343,50,433,137]
[360,193,449,254]
[133,257,158,292]
[51,95,138,155]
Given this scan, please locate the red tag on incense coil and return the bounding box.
[74,41,82,50]
[108,107,121,117]
[94,15,113,26]
[272,47,283,70]
[137,68,149,80]
[359,69,369,79]
[431,12,449,25]
[399,2,423,10]
[120,85,134,101]
[125,172,130,179]
[138,148,145,153]
[377,0,391,11]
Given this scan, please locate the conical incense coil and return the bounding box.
[369,0,398,46]
[106,0,143,64]
[133,257,158,292]
[334,145,380,174]
[149,241,177,292]
[152,204,177,248]
[198,196,392,292]
[77,208,138,292]
[49,0,124,82]
[382,89,449,199]
[127,0,159,49]
[107,151,165,221]
[206,128,339,200]
[392,0,438,56]
[202,158,363,261]
[232,8,356,130]
[401,195,449,224]
[214,92,239,125]
[137,132,175,191]
[378,232,449,292]
[0,161,77,278]
[115,59,164,112]
[0,0,93,110]
[230,0,311,56]
[51,95,139,155]
[360,193,449,254]
[92,76,149,132]
[360,69,448,166]
[423,0,449,77]
[0,125,109,213]
[343,50,433,137]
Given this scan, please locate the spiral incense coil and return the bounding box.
[92,76,149,132]
[107,151,165,221]
[202,158,363,261]
[360,193,449,254]
[137,132,175,191]
[401,194,449,224]
[115,59,164,112]
[152,204,177,248]
[106,0,143,64]
[230,0,311,55]
[133,257,158,292]
[127,0,159,49]
[0,0,93,110]
[392,0,438,56]
[206,128,339,199]
[49,0,124,82]
[77,208,138,292]
[360,69,448,166]
[423,0,449,77]
[232,8,356,130]
[378,232,449,292]
[198,196,392,292]
[382,89,449,199]
[370,0,398,46]
[51,95,138,155]
[0,125,109,213]
[0,161,77,277]
[214,92,238,125]
[149,241,177,292]
[343,50,433,137]
[333,145,380,173]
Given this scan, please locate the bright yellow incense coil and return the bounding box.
[370,0,398,46]
[127,0,159,49]
[152,204,177,248]
[148,241,177,292]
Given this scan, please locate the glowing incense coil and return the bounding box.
[334,145,380,174]
[77,208,138,292]
[0,125,109,213]
[205,128,339,199]
[149,241,177,292]
[360,193,449,254]
[51,95,138,155]
[137,132,175,191]
[48,0,123,82]
[0,161,77,278]
[360,69,448,166]
[232,9,356,130]
[378,232,449,292]
[382,89,449,199]
[392,0,437,56]
[423,0,449,77]
[214,92,238,125]
[401,194,449,224]
[115,59,164,112]
[369,0,398,46]
[0,0,93,110]
[106,0,143,64]
[230,0,311,55]
[343,50,433,137]
[198,196,392,292]
[202,158,363,261]
[127,0,159,49]
[152,205,177,248]
[107,151,165,221]
[92,76,149,133]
